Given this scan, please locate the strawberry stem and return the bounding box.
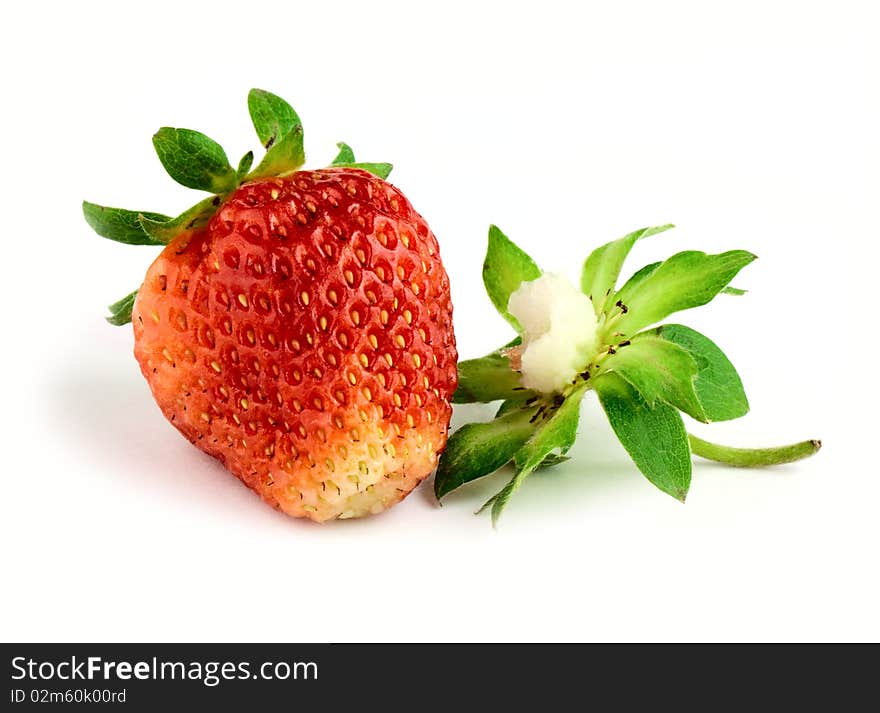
[688,433,821,467]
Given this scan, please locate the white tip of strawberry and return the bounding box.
[507,273,599,394]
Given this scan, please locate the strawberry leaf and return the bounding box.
[649,324,748,422]
[331,162,393,180]
[595,372,691,502]
[513,389,585,471]
[236,150,254,179]
[496,396,531,417]
[247,89,302,150]
[152,128,238,193]
[485,384,587,524]
[331,142,356,164]
[329,142,393,178]
[597,334,708,422]
[247,90,305,179]
[609,250,757,338]
[139,196,220,243]
[248,124,306,179]
[106,289,138,326]
[613,261,660,307]
[434,407,537,499]
[580,224,674,316]
[616,263,745,313]
[483,225,542,332]
[453,350,532,404]
[689,434,821,467]
[82,202,169,246]
[537,453,571,469]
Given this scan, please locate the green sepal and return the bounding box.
[609,250,757,338]
[648,324,749,422]
[106,289,139,326]
[595,372,691,502]
[615,264,746,314]
[327,142,392,178]
[247,88,302,149]
[512,388,586,473]
[139,195,221,243]
[331,142,356,164]
[236,151,254,179]
[580,224,674,316]
[496,397,530,417]
[598,333,708,422]
[689,434,821,467]
[246,90,305,179]
[331,162,393,180]
[248,124,306,179]
[82,202,169,246]
[613,261,660,307]
[152,127,238,193]
[536,453,571,469]
[453,349,532,404]
[434,407,537,499]
[483,384,587,525]
[483,225,542,332]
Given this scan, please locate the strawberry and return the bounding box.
[83,90,457,521]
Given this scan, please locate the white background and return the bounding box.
[2,1,877,642]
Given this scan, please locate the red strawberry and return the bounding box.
[83,91,457,521]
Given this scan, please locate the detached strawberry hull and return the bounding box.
[131,169,457,521]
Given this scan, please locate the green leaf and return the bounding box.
[328,142,393,178]
[139,195,220,243]
[453,350,532,404]
[537,453,571,469]
[689,434,821,467]
[650,324,749,422]
[106,289,138,326]
[612,261,659,307]
[248,124,306,179]
[598,334,708,422]
[434,408,537,499]
[482,225,542,332]
[515,394,584,471]
[82,201,169,246]
[609,250,757,337]
[580,224,674,316]
[595,372,691,502]
[496,397,530,417]
[245,89,306,179]
[236,150,254,179]
[485,384,587,524]
[248,89,301,149]
[330,162,393,180]
[152,127,238,193]
[331,142,356,164]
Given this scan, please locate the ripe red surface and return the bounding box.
[132,168,457,520]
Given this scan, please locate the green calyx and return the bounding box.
[438,224,820,525]
[83,89,394,325]
[329,142,393,180]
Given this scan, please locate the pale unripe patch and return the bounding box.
[507,273,599,394]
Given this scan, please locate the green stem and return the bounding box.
[688,434,821,467]
[598,308,626,342]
